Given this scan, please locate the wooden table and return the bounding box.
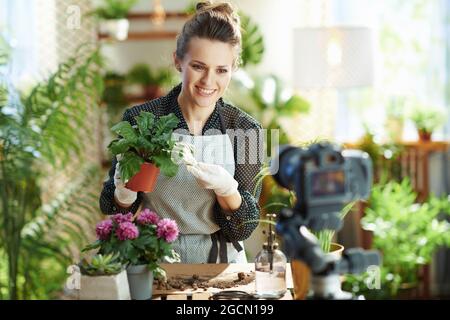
[152,263,294,300]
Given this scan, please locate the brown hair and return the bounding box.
[175,1,242,67]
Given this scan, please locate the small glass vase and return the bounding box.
[254,244,287,299]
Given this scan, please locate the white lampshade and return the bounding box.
[293,26,374,89]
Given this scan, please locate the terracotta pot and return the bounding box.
[418,130,432,142]
[125,162,160,192]
[290,242,344,300]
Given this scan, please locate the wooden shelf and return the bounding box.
[98,11,189,41]
[98,30,178,41]
[127,12,191,20]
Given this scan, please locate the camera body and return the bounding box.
[271,142,372,232]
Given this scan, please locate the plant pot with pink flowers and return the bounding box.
[108,112,180,192]
[83,210,180,300]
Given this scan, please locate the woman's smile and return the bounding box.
[195,86,217,97]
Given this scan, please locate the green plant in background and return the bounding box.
[108,112,180,182]
[355,125,403,183]
[91,0,138,19]
[102,71,127,135]
[408,104,447,136]
[230,74,310,146]
[344,179,450,299]
[79,253,124,276]
[0,83,7,107]
[314,202,357,253]
[127,64,176,89]
[239,11,264,68]
[0,42,104,299]
[102,71,127,111]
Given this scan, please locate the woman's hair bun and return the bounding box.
[196,2,235,16]
[196,1,212,12]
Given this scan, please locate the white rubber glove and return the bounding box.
[171,142,197,166]
[186,162,239,197]
[114,158,137,205]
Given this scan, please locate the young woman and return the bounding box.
[100,1,264,263]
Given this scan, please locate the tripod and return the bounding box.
[277,208,380,300]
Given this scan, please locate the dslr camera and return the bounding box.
[271,142,372,232]
[270,142,380,299]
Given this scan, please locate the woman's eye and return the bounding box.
[217,69,228,74]
[192,64,204,70]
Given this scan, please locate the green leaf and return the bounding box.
[111,121,138,142]
[119,152,144,182]
[154,113,179,136]
[82,240,102,252]
[108,139,132,155]
[136,112,155,136]
[152,153,178,177]
[279,95,310,115]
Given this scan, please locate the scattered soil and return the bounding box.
[156,271,255,291]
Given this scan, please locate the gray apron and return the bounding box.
[142,110,246,263]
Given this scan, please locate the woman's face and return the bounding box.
[175,37,236,109]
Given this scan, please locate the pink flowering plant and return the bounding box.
[83,209,180,278]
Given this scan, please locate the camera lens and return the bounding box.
[272,145,303,190]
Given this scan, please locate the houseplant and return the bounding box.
[83,209,180,300]
[78,253,130,300]
[108,111,180,192]
[343,179,450,299]
[91,0,138,41]
[126,63,176,100]
[0,41,104,299]
[408,104,447,141]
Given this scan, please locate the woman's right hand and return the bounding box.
[114,158,137,205]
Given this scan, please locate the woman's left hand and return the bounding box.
[187,162,239,197]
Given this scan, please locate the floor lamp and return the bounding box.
[292,26,374,142]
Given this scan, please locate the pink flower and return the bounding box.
[137,208,160,225]
[112,212,133,225]
[156,218,179,243]
[116,222,139,241]
[96,219,113,240]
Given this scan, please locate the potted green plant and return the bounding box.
[91,0,138,41]
[78,253,130,300]
[83,210,180,300]
[344,179,450,299]
[126,64,176,100]
[108,111,179,192]
[408,105,447,142]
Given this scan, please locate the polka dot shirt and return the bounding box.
[99,84,264,242]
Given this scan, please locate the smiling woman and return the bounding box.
[100,1,265,266]
[175,38,235,134]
